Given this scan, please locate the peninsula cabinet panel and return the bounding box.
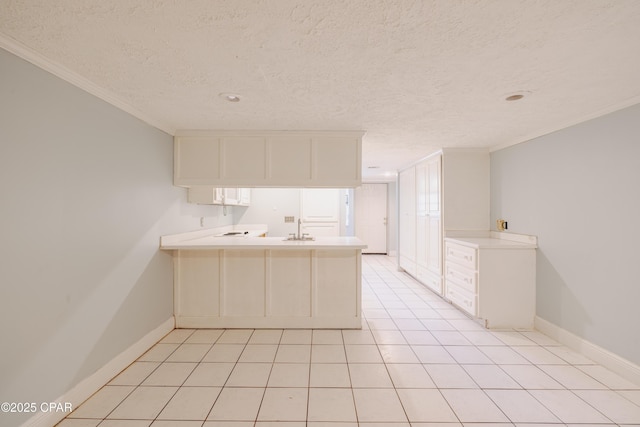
[314,250,359,318]
[268,250,312,317]
[174,250,220,326]
[174,131,363,187]
[221,250,265,317]
[165,235,365,329]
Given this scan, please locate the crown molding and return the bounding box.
[489,94,640,153]
[0,33,175,136]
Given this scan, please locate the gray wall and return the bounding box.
[0,48,230,426]
[490,103,640,365]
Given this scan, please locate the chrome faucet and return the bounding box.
[285,218,314,241]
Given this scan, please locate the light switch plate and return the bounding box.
[284,216,295,223]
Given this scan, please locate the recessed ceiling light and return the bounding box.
[367,166,380,169]
[505,91,530,101]
[219,93,241,102]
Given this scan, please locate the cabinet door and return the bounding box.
[398,167,416,265]
[268,136,312,183]
[426,156,442,275]
[238,188,251,206]
[313,136,361,185]
[427,156,441,214]
[221,136,266,181]
[416,162,428,215]
[174,137,220,185]
[426,216,442,274]
[187,187,223,205]
[223,188,240,205]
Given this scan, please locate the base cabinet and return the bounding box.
[174,248,362,328]
[444,237,536,329]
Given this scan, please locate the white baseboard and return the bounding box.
[21,317,175,427]
[535,316,640,386]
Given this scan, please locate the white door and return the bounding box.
[355,183,388,254]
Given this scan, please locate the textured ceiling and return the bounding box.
[2,0,640,180]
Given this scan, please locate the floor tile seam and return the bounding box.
[250,382,272,424]
[160,328,197,345]
[109,359,165,388]
[527,387,617,424]
[93,379,147,422]
[475,362,558,391]
[103,382,182,424]
[481,387,561,424]
[345,366,360,425]
[560,364,626,391]
[202,332,252,421]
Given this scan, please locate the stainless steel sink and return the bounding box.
[283,235,315,241]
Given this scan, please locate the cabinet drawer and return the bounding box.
[446,283,477,316]
[445,262,477,293]
[445,242,477,270]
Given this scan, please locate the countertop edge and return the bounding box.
[160,236,368,250]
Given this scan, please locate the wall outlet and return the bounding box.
[284,216,295,223]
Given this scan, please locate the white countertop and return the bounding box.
[444,233,537,249]
[160,225,367,250]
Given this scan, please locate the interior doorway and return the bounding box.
[355,183,388,254]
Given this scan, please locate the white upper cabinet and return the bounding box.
[174,130,364,187]
[187,187,251,206]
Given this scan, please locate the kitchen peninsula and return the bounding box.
[160,225,367,329]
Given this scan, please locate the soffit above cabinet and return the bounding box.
[174,130,364,188]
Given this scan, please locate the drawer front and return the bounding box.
[445,262,477,293]
[446,283,477,316]
[417,266,442,295]
[445,242,477,270]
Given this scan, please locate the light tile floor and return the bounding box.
[58,255,640,426]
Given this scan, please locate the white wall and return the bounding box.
[490,103,640,366]
[0,48,230,426]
